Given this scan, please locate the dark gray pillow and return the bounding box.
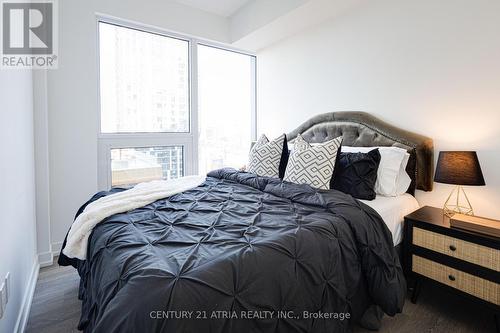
[332,149,381,200]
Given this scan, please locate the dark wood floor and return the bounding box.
[26,264,81,333]
[26,262,496,333]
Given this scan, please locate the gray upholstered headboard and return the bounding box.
[287,112,434,193]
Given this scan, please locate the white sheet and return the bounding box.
[360,194,420,246]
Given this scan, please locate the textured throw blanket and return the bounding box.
[62,175,205,259]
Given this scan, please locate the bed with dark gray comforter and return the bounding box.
[59,168,406,333]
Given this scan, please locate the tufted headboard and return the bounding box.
[286,112,434,193]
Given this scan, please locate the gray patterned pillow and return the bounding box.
[247,134,285,178]
[284,135,343,190]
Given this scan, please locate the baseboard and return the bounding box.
[38,251,53,268]
[51,241,63,255]
[13,256,39,333]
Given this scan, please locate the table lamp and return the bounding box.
[434,151,485,217]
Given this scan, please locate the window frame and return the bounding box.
[96,15,256,189]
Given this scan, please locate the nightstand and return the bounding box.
[404,206,500,331]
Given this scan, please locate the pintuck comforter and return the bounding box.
[59,168,406,333]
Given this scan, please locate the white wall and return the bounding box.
[231,0,363,51]
[0,70,38,333]
[33,69,52,266]
[229,0,307,42]
[47,0,231,251]
[257,0,500,218]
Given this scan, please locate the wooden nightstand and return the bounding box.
[404,206,500,330]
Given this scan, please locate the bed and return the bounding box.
[59,111,434,333]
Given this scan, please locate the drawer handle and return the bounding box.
[449,245,456,251]
[448,275,456,281]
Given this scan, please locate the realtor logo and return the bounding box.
[1,0,58,68]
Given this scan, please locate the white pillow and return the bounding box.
[394,153,411,196]
[341,146,410,196]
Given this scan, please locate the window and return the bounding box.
[198,45,256,175]
[99,22,189,133]
[98,17,256,188]
[110,146,184,186]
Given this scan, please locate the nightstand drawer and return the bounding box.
[412,255,500,305]
[413,227,500,271]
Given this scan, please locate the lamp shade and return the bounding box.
[434,151,485,186]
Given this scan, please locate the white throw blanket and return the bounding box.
[62,175,206,260]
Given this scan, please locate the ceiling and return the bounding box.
[175,0,251,17]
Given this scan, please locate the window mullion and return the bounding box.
[190,39,199,176]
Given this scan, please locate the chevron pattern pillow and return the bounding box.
[284,135,342,190]
[247,134,287,178]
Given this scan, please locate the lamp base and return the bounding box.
[443,185,474,217]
